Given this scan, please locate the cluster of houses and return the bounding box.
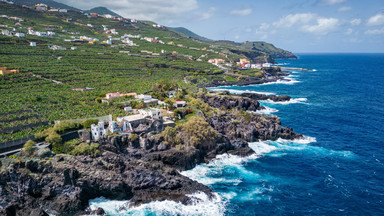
[90,106,168,141]
[48,45,77,50]
[28,28,55,37]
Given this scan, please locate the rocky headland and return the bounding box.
[0,92,302,216]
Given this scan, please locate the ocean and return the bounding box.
[89,54,384,215]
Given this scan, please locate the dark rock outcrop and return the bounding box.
[240,92,291,102]
[208,113,302,142]
[200,94,264,112]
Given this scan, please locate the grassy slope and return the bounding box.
[0,2,252,142]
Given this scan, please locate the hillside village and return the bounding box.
[0,0,275,71]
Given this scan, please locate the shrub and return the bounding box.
[70,143,100,157]
[46,132,63,153]
[129,133,138,141]
[24,140,36,152]
[83,119,99,128]
[95,97,102,103]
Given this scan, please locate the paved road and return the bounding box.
[0,142,50,158]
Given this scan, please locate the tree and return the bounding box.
[181,116,217,149]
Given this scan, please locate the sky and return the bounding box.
[59,0,384,53]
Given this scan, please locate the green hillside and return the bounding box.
[167,27,212,42]
[85,7,122,17]
[13,0,80,11]
[169,28,296,59]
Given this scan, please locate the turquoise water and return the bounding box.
[89,54,384,215]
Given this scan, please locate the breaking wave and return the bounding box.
[87,192,226,216]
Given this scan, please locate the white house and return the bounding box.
[30,42,36,47]
[108,121,132,134]
[1,30,10,36]
[124,106,132,112]
[47,31,55,36]
[59,9,67,13]
[138,108,162,119]
[15,32,25,37]
[91,121,108,141]
[71,47,77,50]
[136,94,152,101]
[262,63,272,68]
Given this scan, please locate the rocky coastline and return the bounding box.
[199,67,291,88]
[0,92,302,216]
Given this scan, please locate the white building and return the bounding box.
[1,29,10,36]
[71,47,77,50]
[15,33,25,37]
[124,106,132,112]
[91,122,108,141]
[108,121,132,134]
[59,9,67,13]
[30,42,36,47]
[262,63,272,68]
[136,94,152,101]
[138,108,162,119]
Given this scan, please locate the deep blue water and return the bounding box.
[90,54,384,215]
[186,54,384,216]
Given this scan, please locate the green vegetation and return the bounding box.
[83,119,99,128]
[181,116,217,149]
[23,139,36,153]
[0,2,288,143]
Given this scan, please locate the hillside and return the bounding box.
[169,27,296,59]
[0,2,295,143]
[84,7,122,17]
[167,27,212,42]
[13,0,80,11]
[214,40,297,59]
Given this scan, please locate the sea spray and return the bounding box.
[87,192,226,216]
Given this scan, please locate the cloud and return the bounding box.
[273,13,315,28]
[197,7,216,21]
[338,6,351,12]
[302,18,339,35]
[230,9,252,16]
[59,0,198,23]
[367,14,384,26]
[365,27,384,35]
[350,18,361,26]
[319,0,347,6]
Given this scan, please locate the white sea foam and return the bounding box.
[277,135,317,144]
[261,98,307,105]
[87,192,226,216]
[255,107,279,115]
[209,88,275,96]
[261,78,301,85]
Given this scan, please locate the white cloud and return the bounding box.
[302,18,339,35]
[273,13,315,28]
[197,7,216,21]
[367,14,384,26]
[365,27,384,35]
[338,6,351,12]
[59,0,198,23]
[350,18,361,26]
[230,9,252,16]
[245,28,252,33]
[319,0,347,6]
